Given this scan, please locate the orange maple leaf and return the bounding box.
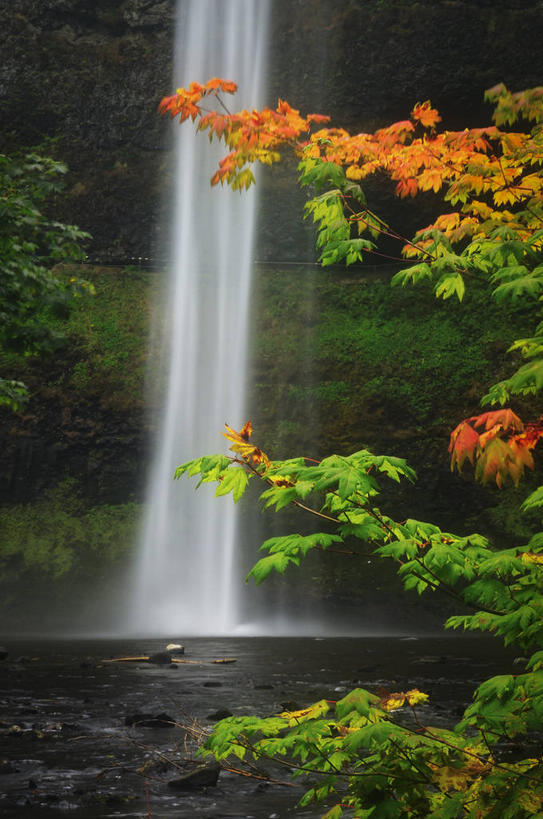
[396,177,418,198]
[450,410,543,487]
[411,101,442,128]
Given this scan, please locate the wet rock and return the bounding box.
[0,759,19,774]
[0,647,8,660]
[148,651,172,665]
[124,711,175,728]
[166,643,184,655]
[167,763,220,790]
[206,708,233,721]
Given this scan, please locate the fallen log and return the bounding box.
[102,656,237,665]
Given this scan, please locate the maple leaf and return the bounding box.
[449,410,543,486]
[432,765,479,791]
[396,177,418,198]
[411,101,442,128]
[405,689,429,706]
[522,552,543,565]
[222,421,270,469]
[379,691,406,711]
[449,422,480,470]
[307,113,331,125]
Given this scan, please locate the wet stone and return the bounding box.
[147,651,172,665]
[124,711,175,728]
[167,763,220,790]
[0,760,19,774]
[206,708,233,721]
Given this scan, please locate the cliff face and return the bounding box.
[1,0,542,263]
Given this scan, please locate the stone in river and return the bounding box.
[148,651,172,665]
[206,708,233,721]
[124,712,175,728]
[166,643,185,655]
[167,763,220,790]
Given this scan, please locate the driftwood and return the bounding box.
[102,656,237,665]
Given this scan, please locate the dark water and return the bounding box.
[0,635,517,818]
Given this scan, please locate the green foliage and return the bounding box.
[0,153,91,409]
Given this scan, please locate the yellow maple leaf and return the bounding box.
[222,422,270,469]
[522,552,543,565]
[432,765,476,791]
[380,692,406,711]
[405,689,429,706]
[279,699,330,725]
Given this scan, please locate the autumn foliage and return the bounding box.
[162,79,543,487]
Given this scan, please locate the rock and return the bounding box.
[148,651,171,665]
[203,681,222,688]
[167,763,220,790]
[0,647,8,660]
[124,712,175,728]
[206,708,233,721]
[166,643,184,655]
[0,759,19,774]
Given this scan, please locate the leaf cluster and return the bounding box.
[167,82,543,817]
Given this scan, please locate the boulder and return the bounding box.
[167,763,220,790]
[0,647,8,661]
[148,651,172,665]
[206,708,233,721]
[124,712,175,728]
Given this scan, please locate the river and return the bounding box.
[0,635,517,818]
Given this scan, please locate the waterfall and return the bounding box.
[129,0,269,635]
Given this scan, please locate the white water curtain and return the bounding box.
[129,0,269,635]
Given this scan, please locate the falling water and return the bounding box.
[129,0,269,635]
